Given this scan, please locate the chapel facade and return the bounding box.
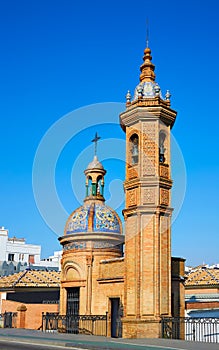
[59,44,185,338]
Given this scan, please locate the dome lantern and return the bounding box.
[84,133,106,201]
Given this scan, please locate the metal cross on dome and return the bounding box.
[92,132,101,156]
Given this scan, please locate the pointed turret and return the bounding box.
[140,47,155,82]
[124,45,174,110]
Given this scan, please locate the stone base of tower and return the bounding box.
[122,318,161,338]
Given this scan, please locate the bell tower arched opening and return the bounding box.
[129,133,139,165]
[159,131,166,164]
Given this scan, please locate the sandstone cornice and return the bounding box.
[124,177,173,189]
[120,103,177,129]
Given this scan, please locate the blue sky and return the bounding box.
[0,0,219,266]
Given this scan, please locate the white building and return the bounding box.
[0,226,41,265]
[0,227,62,276]
[39,250,62,270]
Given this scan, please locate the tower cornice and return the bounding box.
[120,104,177,130]
[122,205,173,218]
[123,177,173,188]
[127,96,170,109]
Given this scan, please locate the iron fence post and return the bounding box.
[193,325,195,342]
[106,312,108,337]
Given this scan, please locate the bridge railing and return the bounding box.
[42,313,107,336]
[162,317,219,343]
[0,312,17,328]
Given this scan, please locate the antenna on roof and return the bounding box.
[146,18,149,48]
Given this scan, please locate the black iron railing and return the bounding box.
[162,317,219,343]
[0,312,17,328]
[42,313,107,336]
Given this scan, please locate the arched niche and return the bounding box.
[66,267,80,281]
[63,261,84,281]
[129,133,139,165]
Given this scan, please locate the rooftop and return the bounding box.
[185,266,219,287]
[0,269,60,289]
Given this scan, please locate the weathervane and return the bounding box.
[146,18,149,48]
[92,132,101,156]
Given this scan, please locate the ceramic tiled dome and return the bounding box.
[64,202,122,235]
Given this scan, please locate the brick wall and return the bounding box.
[186,301,219,310]
[99,258,124,280]
[185,287,219,295]
[2,299,59,329]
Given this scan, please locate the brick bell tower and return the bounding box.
[120,45,177,338]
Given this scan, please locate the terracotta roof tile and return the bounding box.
[185,267,219,287]
[0,270,60,289]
